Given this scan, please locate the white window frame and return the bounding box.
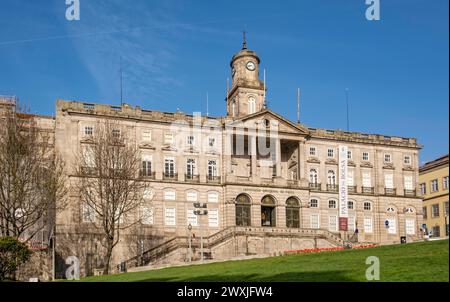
[328,200,337,209]
[347,170,354,186]
[141,129,152,142]
[186,209,198,227]
[364,202,372,211]
[165,207,176,226]
[364,217,373,233]
[386,218,397,234]
[164,157,175,176]
[404,155,411,165]
[164,189,176,201]
[362,152,369,161]
[248,97,256,114]
[309,146,317,156]
[362,171,372,187]
[347,150,353,160]
[406,219,415,235]
[443,176,449,190]
[328,215,338,232]
[208,192,219,203]
[327,148,334,158]
[431,179,439,192]
[208,160,218,178]
[384,173,394,189]
[84,125,94,136]
[384,154,392,163]
[310,214,320,229]
[404,175,414,190]
[309,198,319,208]
[164,132,174,144]
[208,209,219,228]
[186,191,198,202]
[187,135,195,146]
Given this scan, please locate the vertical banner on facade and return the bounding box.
[338,145,348,231]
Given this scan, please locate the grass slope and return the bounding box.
[80,240,449,282]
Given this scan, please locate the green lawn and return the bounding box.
[80,240,449,282]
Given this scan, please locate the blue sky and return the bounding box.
[0,0,448,164]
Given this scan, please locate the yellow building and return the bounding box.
[419,155,449,238]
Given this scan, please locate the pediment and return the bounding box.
[229,109,309,136]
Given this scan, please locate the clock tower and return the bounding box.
[227,33,266,118]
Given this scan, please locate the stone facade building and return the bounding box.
[1,39,425,278]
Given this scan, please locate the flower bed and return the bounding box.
[284,244,378,255]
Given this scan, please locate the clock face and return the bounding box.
[246,61,256,71]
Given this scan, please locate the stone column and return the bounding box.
[276,138,281,177]
[251,135,257,179]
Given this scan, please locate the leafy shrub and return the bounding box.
[0,237,32,281]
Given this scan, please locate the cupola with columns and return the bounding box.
[227,32,266,118]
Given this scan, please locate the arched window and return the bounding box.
[261,195,276,227]
[236,194,251,227]
[286,197,300,228]
[309,169,318,184]
[248,97,256,114]
[327,170,336,185]
[328,200,337,209]
[348,201,354,210]
[364,202,372,211]
[309,198,319,208]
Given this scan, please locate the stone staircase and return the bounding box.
[117,227,345,273]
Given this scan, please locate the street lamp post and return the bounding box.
[188,223,192,262]
[194,203,208,262]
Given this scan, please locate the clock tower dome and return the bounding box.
[227,33,266,118]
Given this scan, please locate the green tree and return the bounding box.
[0,236,31,281]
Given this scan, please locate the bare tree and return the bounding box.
[74,120,147,274]
[0,103,67,244]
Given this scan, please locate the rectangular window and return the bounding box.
[142,155,152,176]
[362,171,372,187]
[328,216,338,232]
[348,216,356,232]
[406,219,415,235]
[187,135,195,146]
[186,159,196,177]
[141,130,152,142]
[309,147,316,156]
[347,170,354,186]
[165,207,176,226]
[404,175,413,190]
[387,218,396,234]
[327,148,334,158]
[404,155,411,165]
[164,157,175,177]
[420,183,426,195]
[208,192,219,203]
[364,217,373,233]
[362,152,369,161]
[384,154,392,163]
[186,209,198,226]
[432,204,440,218]
[422,206,427,219]
[347,150,352,160]
[164,132,174,144]
[384,173,394,189]
[141,207,154,225]
[208,209,219,228]
[431,179,439,192]
[84,126,93,136]
[443,176,449,190]
[445,201,449,216]
[164,190,176,201]
[82,204,95,223]
[310,214,320,229]
[186,191,198,202]
[112,129,121,138]
[209,138,216,147]
[208,160,217,178]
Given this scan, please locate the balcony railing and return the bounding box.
[207,175,221,183]
[140,170,155,179]
[163,173,178,180]
[309,182,321,190]
[362,187,374,195]
[185,174,199,182]
[404,189,416,197]
[326,184,338,192]
[385,188,397,196]
[348,186,357,193]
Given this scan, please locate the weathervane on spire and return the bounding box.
[242,29,247,50]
